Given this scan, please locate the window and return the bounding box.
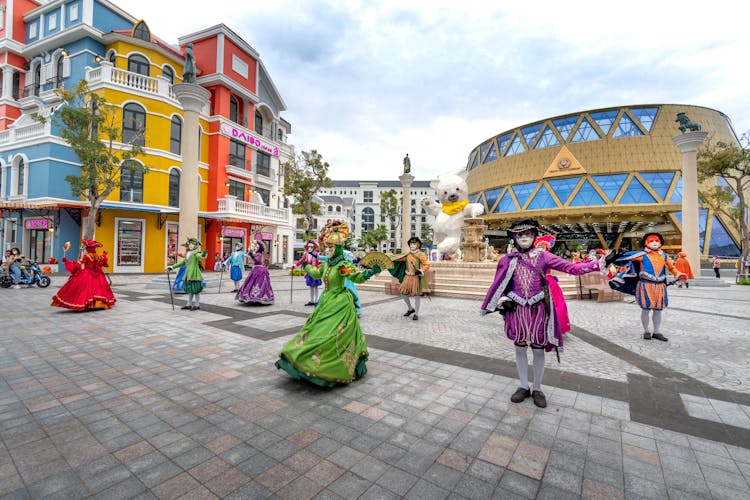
[120,161,143,202]
[32,64,41,96]
[228,180,244,200]
[48,12,58,30]
[256,152,271,177]
[16,158,25,196]
[168,169,180,207]
[108,51,116,64]
[122,103,146,146]
[362,207,375,231]
[363,190,373,203]
[328,206,333,213]
[12,72,20,100]
[277,129,284,142]
[170,116,182,155]
[133,21,151,41]
[127,54,149,76]
[229,139,246,168]
[29,21,38,39]
[229,96,239,123]
[255,111,263,134]
[162,66,174,85]
[255,187,270,206]
[55,56,64,87]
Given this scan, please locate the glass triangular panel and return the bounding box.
[590,110,619,136]
[552,116,578,141]
[629,107,659,132]
[613,113,644,137]
[569,179,605,206]
[534,125,560,149]
[592,174,628,201]
[547,177,580,204]
[511,182,537,208]
[620,177,656,204]
[571,117,601,143]
[640,172,674,200]
[526,184,557,210]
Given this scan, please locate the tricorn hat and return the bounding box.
[82,239,103,248]
[641,232,664,247]
[407,236,422,248]
[507,218,541,234]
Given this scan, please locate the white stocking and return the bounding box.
[652,310,663,333]
[187,293,194,306]
[641,309,651,333]
[414,296,421,314]
[515,345,529,390]
[532,349,545,391]
[402,295,412,310]
[193,293,200,306]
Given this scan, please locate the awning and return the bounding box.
[0,199,88,211]
[99,202,179,214]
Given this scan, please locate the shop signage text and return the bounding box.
[24,219,50,229]
[223,228,245,238]
[220,123,280,157]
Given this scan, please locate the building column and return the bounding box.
[672,131,708,272]
[2,66,14,99]
[173,84,211,244]
[399,173,414,252]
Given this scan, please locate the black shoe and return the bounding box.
[181,305,191,310]
[510,387,531,403]
[304,301,315,306]
[651,333,668,342]
[643,332,652,340]
[191,305,200,311]
[403,309,415,317]
[412,315,418,321]
[531,390,547,408]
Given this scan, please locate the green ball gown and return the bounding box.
[276,253,377,387]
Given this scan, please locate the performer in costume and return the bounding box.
[167,238,207,311]
[276,220,381,387]
[343,250,362,317]
[224,242,250,292]
[237,241,275,305]
[52,240,116,311]
[172,256,206,293]
[534,235,571,335]
[389,236,430,321]
[609,232,685,341]
[481,219,607,408]
[674,251,694,288]
[295,240,322,306]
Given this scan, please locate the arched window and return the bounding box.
[170,115,182,155]
[328,205,333,213]
[229,96,239,123]
[132,21,151,42]
[336,206,341,213]
[16,158,25,196]
[127,54,150,76]
[120,161,143,202]
[55,56,64,88]
[122,103,146,146]
[168,169,180,207]
[162,65,174,85]
[277,129,284,142]
[108,50,116,64]
[362,207,375,231]
[12,71,20,100]
[254,110,263,135]
[32,64,41,96]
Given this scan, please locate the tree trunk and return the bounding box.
[82,208,97,241]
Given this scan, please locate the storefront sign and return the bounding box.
[220,123,280,157]
[24,219,50,229]
[223,227,246,238]
[256,232,273,240]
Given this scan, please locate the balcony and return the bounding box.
[0,121,50,145]
[210,196,289,225]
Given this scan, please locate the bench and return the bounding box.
[579,273,623,302]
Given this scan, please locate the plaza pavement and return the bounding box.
[1,270,749,499]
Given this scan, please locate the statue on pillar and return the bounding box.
[675,112,701,133]
[403,153,411,174]
[183,43,196,84]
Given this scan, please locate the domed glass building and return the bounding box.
[466,104,742,259]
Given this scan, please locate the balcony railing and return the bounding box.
[0,121,49,145]
[86,62,173,103]
[216,196,289,223]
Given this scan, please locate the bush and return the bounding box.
[738,278,750,286]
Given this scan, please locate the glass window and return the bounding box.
[569,179,605,206]
[526,184,557,210]
[496,132,513,155]
[589,110,619,136]
[362,207,375,230]
[552,116,579,141]
[479,142,490,162]
[505,134,525,157]
[256,152,271,177]
[363,191,373,203]
[494,191,516,213]
[55,56,64,87]
[162,66,174,85]
[168,169,180,207]
[17,159,25,195]
[108,51,116,64]
[127,54,150,76]
[681,209,710,251]
[534,125,560,149]
[640,172,675,201]
[717,177,740,206]
[571,117,600,143]
[669,176,683,203]
[612,113,644,138]
[547,177,580,205]
[629,107,659,132]
[133,21,151,41]
[511,182,537,208]
[12,72,20,100]
[120,161,143,202]
[33,64,41,95]
[229,96,239,123]
[228,180,245,200]
[619,177,656,204]
[521,123,542,148]
[708,216,740,257]
[592,174,628,201]
[170,116,182,155]
[255,110,263,134]
[469,192,481,203]
[255,187,270,206]
[122,103,146,146]
[468,150,479,170]
[229,139,246,168]
[117,220,144,267]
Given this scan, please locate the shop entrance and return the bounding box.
[28,229,51,263]
[222,237,245,264]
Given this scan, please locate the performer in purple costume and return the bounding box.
[295,240,323,306]
[236,241,275,305]
[481,218,607,408]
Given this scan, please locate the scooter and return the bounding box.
[0,260,51,288]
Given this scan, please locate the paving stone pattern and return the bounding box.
[0,271,748,499]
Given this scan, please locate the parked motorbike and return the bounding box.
[0,260,51,288]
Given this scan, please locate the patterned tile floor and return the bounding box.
[0,271,748,499]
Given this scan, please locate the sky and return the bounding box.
[120,0,750,181]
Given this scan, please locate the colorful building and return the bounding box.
[0,0,295,272]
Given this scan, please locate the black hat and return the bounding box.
[507,218,541,234]
[407,236,422,248]
[641,232,664,247]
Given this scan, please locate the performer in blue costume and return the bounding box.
[224,242,250,292]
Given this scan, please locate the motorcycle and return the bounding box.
[1,260,52,288]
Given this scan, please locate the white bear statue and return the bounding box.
[421,171,485,257]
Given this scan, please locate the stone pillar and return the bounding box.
[672,131,708,274]
[173,84,210,244]
[2,66,14,99]
[399,173,414,252]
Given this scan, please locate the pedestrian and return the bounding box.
[712,254,721,278]
[674,251,694,288]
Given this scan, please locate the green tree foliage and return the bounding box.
[359,224,388,251]
[697,134,750,268]
[379,188,400,239]
[35,80,145,240]
[420,223,433,246]
[282,150,332,240]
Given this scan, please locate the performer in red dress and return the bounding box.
[52,239,116,311]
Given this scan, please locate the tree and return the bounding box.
[697,134,750,270]
[420,223,434,246]
[282,150,332,240]
[380,189,400,246]
[35,80,145,240]
[359,224,388,251]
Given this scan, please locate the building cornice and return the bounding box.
[196,73,259,104]
[22,24,103,56]
[178,24,259,59]
[25,0,136,24]
[102,32,184,64]
[258,60,286,112]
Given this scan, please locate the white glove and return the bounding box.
[166,266,173,272]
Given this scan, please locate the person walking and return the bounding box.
[712,254,721,278]
[674,251,694,288]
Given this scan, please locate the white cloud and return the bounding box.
[120,0,750,180]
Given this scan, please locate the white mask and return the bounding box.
[647,240,661,250]
[515,232,535,250]
[409,243,419,252]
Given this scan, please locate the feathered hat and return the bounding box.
[319,219,349,247]
[534,234,555,250]
[183,237,201,248]
[507,218,541,235]
[82,239,103,249]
